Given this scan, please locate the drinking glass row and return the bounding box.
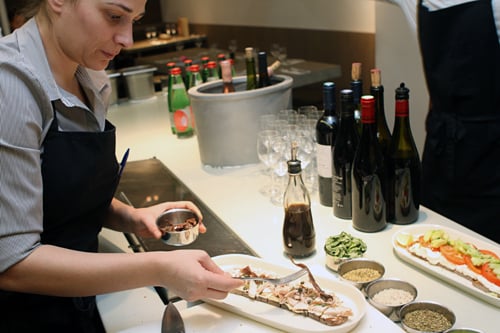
[257,106,322,206]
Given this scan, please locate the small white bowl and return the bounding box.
[156,208,199,246]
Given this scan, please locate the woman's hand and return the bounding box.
[106,199,205,238]
[156,250,244,301]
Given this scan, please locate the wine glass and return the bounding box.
[278,46,288,65]
[270,43,281,61]
[257,130,280,196]
[270,135,289,206]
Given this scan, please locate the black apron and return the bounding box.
[419,0,500,244]
[0,103,120,332]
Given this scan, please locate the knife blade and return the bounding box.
[161,302,185,333]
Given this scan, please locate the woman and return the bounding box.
[0,1,243,331]
[384,0,500,244]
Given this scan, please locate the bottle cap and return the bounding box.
[188,64,200,72]
[287,142,302,174]
[183,59,193,66]
[361,95,375,123]
[170,67,182,75]
[395,82,409,99]
[340,89,353,101]
[370,68,382,87]
[245,47,254,59]
[323,82,336,111]
[207,61,217,69]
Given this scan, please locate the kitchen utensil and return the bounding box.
[236,267,307,284]
[161,302,185,333]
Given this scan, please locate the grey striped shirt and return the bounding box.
[0,18,112,272]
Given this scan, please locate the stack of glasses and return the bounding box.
[256,106,322,206]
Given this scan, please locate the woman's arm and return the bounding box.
[0,245,241,301]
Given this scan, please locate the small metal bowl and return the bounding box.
[337,258,385,292]
[365,278,417,322]
[400,301,456,333]
[444,329,483,333]
[156,208,199,246]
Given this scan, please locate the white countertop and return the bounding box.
[97,95,499,333]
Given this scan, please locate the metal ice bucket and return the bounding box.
[188,75,293,167]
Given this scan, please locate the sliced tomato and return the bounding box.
[480,249,500,259]
[482,263,500,287]
[440,245,465,265]
[464,255,482,274]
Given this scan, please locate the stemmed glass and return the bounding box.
[269,134,289,206]
[270,43,281,61]
[257,130,280,197]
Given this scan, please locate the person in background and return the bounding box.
[0,1,243,332]
[381,0,500,244]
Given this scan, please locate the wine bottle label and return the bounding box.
[316,143,332,178]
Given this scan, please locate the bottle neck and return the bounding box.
[323,90,336,117]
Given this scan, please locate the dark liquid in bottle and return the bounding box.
[283,203,316,258]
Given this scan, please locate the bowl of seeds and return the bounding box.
[399,301,455,333]
[337,258,385,292]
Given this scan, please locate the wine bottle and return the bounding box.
[267,60,281,77]
[333,89,359,219]
[351,62,363,135]
[205,61,219,82]
[316,82,338,207]
[220,60,235,93]
[183,58,193,89]
[216,53,226,78]
[388,83,421,224]
[200,56,210,82]
[166,62,177,134]
[352,95,387,232]
[283,142,316,258]
[169,67,194,138]
[245,47,257,90]
[370,68,393,221]
[370,69,392,156]
[258,51,271,88]
[187,64,203,89]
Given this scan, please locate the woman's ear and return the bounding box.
[46,0,66,14]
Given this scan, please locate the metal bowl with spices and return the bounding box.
[156,208,200,246]
[337,258,385,292]
[399,301,456,333]
[365,278,417,322]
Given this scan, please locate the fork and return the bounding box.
[236,268,308,285]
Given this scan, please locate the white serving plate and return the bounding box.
[392,224,500,308]
[206,254,367,333]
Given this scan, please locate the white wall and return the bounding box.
[375,2,428,156]
[161,0,375,33]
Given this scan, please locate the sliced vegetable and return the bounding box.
[324,232,367,259]
[440,245,465,265]
[464,255,482,274]
[482,262,500,287]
